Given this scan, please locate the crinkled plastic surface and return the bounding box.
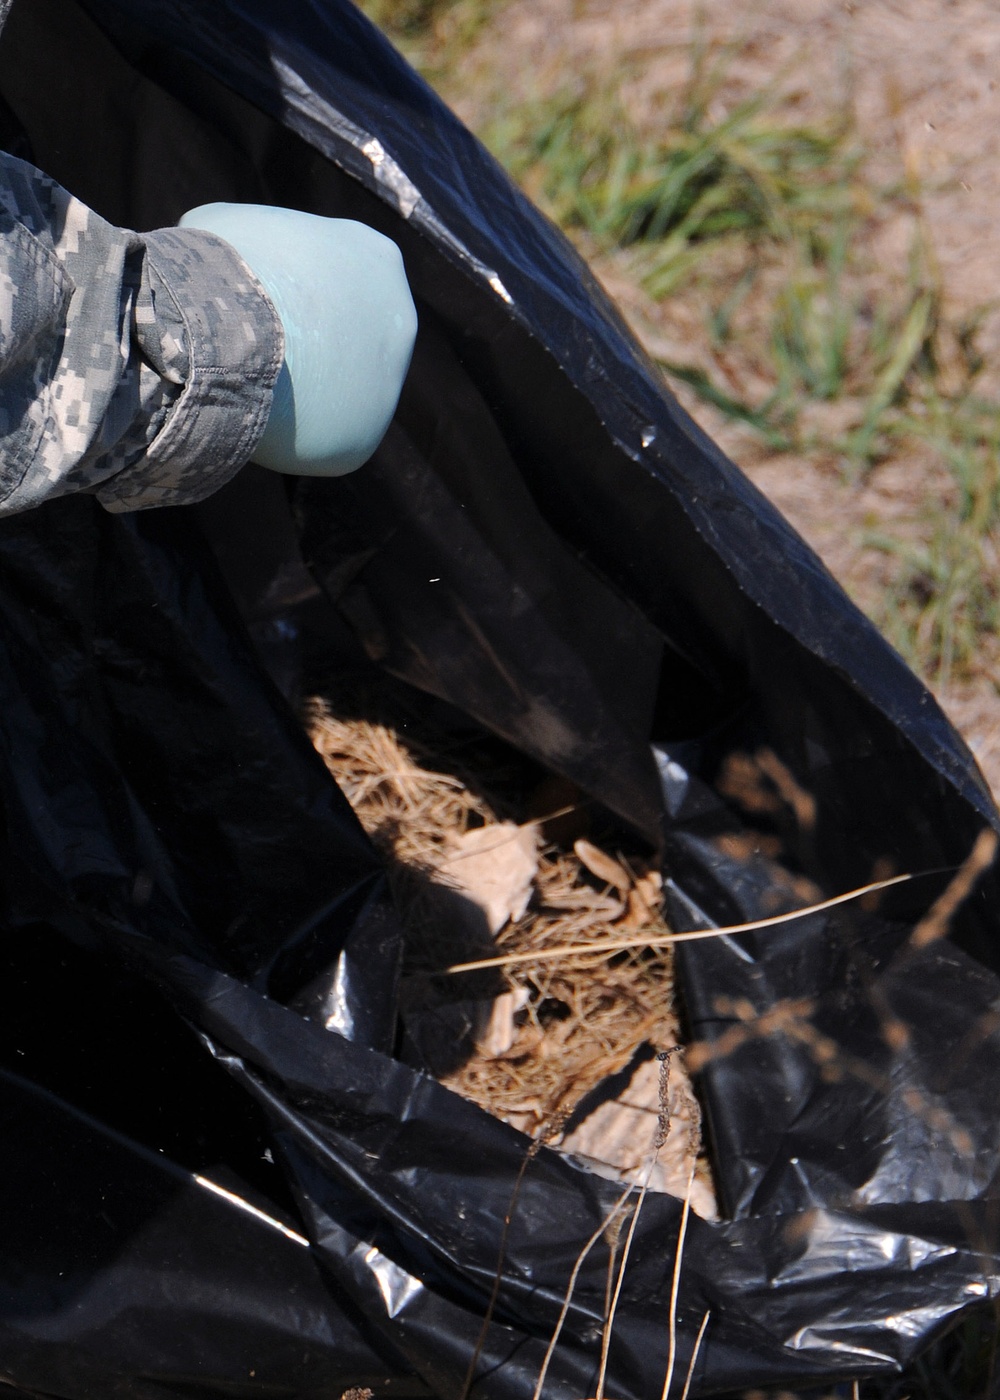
[0,1,999,1396]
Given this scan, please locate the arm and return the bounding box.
[0,157,417,515]
[0,151,284,515]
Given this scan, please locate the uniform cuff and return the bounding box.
[96,226,284,513]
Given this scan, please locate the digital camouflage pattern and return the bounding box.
[0,1,283,515]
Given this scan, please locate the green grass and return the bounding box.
[363,0,1000,691]
[471,46,933,456]
[480,74,857,252]
[866,393,1000,688]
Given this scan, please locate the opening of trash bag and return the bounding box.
[0,1,999,1397]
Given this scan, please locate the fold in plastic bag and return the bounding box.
[0,1,999,1396]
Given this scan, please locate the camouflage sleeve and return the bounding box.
[0,151,284,516]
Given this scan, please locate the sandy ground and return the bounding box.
[450,0,1000,796]
[459,0,1000,334]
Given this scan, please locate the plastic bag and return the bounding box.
[0,1,999,1395]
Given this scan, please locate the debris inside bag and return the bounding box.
[307,692,717,1218]
[558,1055,717,1218]
[436,821,538,935]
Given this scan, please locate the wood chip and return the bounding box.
[436,823,539,933]
[573,838,632,893]
[558,1058,717,1219]
[540,888,624,917]
[478,987,531,1058]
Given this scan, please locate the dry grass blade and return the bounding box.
[574,838,632,893]
[458,1141,541,1400]
[678,1309,710,1400]
[530,1182,635,1400]
[445,872,916,973]
[659,1161,696,1400]
[909,828,998,948]
[595,1167,653,1400]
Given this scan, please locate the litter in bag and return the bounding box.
[1,1,999,1396]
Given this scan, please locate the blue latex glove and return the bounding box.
[178,203,417,476]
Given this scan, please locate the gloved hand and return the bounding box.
[178,203,417,476]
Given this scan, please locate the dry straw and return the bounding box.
[530,1181,635,1400]
[443,871,916,975]
[679,1310,711,1400]
[307,694,700,1163]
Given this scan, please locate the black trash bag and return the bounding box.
[1,1,999,1397]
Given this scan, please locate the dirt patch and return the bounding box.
[456,0,1000,339]
[447,0,1000,797]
